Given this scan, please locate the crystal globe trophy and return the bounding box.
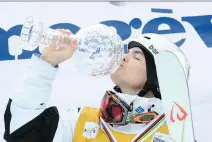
[20,16,124,76]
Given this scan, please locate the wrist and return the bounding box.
[40,55,58,67]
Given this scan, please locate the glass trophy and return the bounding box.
[20,16,124,76]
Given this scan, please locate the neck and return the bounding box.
[143,91,154,98]
[120,88,140,95]
[119,86,154,98]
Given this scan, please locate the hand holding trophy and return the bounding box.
[20,17,124,76]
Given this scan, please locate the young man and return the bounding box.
[3,30,190,142]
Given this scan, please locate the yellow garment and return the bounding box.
[73,107,169,142]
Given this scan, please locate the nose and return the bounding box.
[122,53,130,62]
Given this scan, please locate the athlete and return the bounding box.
[3,30,190,142]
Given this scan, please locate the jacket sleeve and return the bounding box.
[10,54,58,110]
[8,54,58,132]
[3,54,79,142]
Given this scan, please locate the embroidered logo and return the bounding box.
[83,122,100,139]
[152,132,172,142]
[135,106,145,114]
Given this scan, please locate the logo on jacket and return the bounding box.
[83,122,100,139]
[152,132,172,142]
[135,106,145,114]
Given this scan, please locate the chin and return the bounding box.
[110,70,122,85]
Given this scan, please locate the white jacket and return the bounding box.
[6,54,78,142]
[4,54,164,142]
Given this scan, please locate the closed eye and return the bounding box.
[132,50,144,60]
[134,53,142,60]
[134,56,141,60]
